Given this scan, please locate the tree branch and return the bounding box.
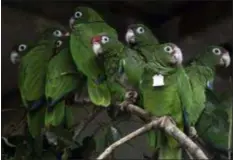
[97,120,161,159]
[159,117,208,159]
[97,102,209,160]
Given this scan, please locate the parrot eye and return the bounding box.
[55,40,63,47]
[18,44,27,52]
[101,36,110,44]
[136,27,145,34]
[74,11,83,19]
[212,48,221,55]
[164,46,173,53]
[53,30,62,37]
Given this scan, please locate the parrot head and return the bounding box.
[41,27,70,40]
[199,46,231,68]
[91,33,121,57]
[10,43,28,64]
[54,36,70,54]
[10,28,69,64]
[125,23,158,46]
[69,6,104,30]
[154,43,183,65]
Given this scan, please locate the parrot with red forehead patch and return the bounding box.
[91,32,136,104]
[69,6,118,107]
[185,45,231,127]
[140,43,193,159]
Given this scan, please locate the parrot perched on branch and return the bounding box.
[140,43,193,159]
[45,36,84,128]
[90,33,132,103]
[10,27,70,137]
[69,6,118,107]
[185,46,231,127]
[123,23,160,102]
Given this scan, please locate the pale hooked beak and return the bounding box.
[220,52,231,67]
[125,29,135,44]
[92,42,103,56]
[10,51,20,64]
[171,46,183,64]
[69,17,75,30]
[64,32,70,37]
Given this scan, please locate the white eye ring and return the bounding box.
[53,30,62,37]
[212,48,221,55]
[74,11,82,19]
[101,36,110,44]
[18,44,27,52]
[55,40,63,47]
[136,27,145,34]
[164,46,173,53]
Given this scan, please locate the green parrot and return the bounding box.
[140,43,193,159]
[185,46,231,127]
[195,89,232,159]
[69,6,118,107]
[10,27,70,137]
[125,23,159,62]
[124,23,160,104]
[45,36,84,128]
[90,33,128,103]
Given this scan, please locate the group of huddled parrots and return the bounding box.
[9,6,232,159]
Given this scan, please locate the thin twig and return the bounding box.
[8,110,27,136]
[72,107,104,141]
[97,120,161,159]
[1,108,25,112]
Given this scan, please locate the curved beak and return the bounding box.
[69,17,75,30]
[92,42,103,56]
[170,45,183,64]
[64,32,70,37]
[10,51,21,64]
[125,29,135,44]
[220,52,231,67]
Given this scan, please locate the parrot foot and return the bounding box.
[189,126,198,138]
[119,90,138,111]
[124,90,138,104]
[160,116,177,128]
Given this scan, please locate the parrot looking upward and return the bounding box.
[90,33,130,103]
[185,46,231,127]
[10,27,70,137]
[123,23,160,93]
[45,36,84,128]
[125,23,159,62]
[69,6,118,107]
[140,43,193,159]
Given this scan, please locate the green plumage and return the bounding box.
[185,45,229,126]
[140,43,192,159]
[45,38,82,128]
[93,33,127,103]
[126,23,159,62]
[196,89,231,152]
[70,6,117,106]
[124,23,160,95]
[18,28,68,137]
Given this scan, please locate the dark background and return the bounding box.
[1,1,232,158]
